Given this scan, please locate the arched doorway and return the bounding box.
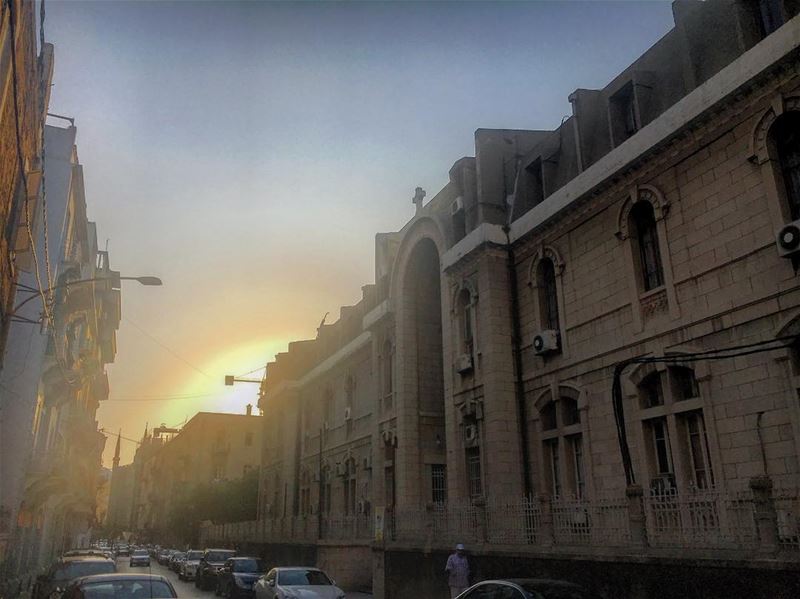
[395,236,447,508]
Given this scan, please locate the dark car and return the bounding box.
[456,579,597,599]
[216,557,267,598]
[60,573,177,598]
[33,556,117,599]
[195,548,236,591]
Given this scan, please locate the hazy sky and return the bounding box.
[43,0,675,465]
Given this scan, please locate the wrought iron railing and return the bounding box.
[200,482,800,557]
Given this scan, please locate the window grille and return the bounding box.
[466,448,482,499]
[670,366,700,401]
[777,112,800,220]
[640,371,664,408]
[431,464,447,505]
[685,411,715,490]
[632,201,664,291]
[538,258,560,331]
[648,417,673,477]
[546,439,561,497]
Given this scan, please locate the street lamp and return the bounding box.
[11,275,162,320]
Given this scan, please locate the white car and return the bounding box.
[254,567,345,599]
[179,549,205,581]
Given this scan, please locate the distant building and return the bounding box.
[202,3,800,598]
[131,411,262,541]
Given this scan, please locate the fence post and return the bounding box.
[749,475,779,553]
[539,496,554,547]
[474,497,487,544]
[625,485,648,548]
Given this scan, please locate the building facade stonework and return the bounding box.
[202,3,800,598]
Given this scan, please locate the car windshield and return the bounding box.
[278,570,332,586]
[54,561,116,581]
[520,583,594,599]
[186,551,203,560]
[233,559,265,573]
[80,580,175,598]
[132,551,148,557]
[206,551,235,562]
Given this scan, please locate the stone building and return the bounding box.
[203,3,800,598]
[0,0,52,368]
[127,411,262,543]
[1,120,121,573]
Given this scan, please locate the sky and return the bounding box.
[42,0,675,466]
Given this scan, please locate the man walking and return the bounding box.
[444,543,470,598]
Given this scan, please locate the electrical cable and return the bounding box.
[105,393,218,402]
[235,365,266,378]
[611,335,798,486]
[123,315,213,379]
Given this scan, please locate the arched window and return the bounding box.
[636,364,714,492]
[345,375,356,408]
[458,288,474,355]
[344,458,357,515]
[323,387,334,429]
[382,339,393,397]
[775,112,800,220]
[630,201,664,291]
[538,395,585,498]
[537,258,560,331]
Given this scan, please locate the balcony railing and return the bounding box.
[200,479,800,558]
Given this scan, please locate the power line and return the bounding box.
[106,393,218,402]
[122,315,212,379]
[236,365,266,378]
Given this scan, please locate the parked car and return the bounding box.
[157,549,174,565]
[253,567,344,599]
[115,545,130,557]
[179,549,205,581]
[60,573,177,598]
[33,556,117,599]
[169,551,186,572]
[129,549,151,567]
[195,548,236,591]
[455,579,597,599]
[216,557,267,598]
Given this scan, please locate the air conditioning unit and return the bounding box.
[777,219,800,258]
[463,424,478,447]
[451,196,464,216]
[344,406,352,421]
[455,353,473,374]
[533,330,560,355]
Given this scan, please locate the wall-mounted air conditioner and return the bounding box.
[455,353,473,374]
[777,219,800,258]
[533,330,560,355]
[344,406,352,421]
[451,196,464,216]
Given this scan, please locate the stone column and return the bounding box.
[625,485,648,548]
[750,475,779,554]
[539,495,554,547]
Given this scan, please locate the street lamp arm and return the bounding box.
[11,275,162,317]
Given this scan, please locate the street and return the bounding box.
[116,558,209,599]
[115,558,372,599]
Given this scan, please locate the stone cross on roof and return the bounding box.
[412,186,426,213]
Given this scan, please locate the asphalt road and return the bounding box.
[116,557,211,599]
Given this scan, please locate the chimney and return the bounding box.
[246,404,252,416]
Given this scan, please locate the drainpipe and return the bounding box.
[503,225,533,497]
